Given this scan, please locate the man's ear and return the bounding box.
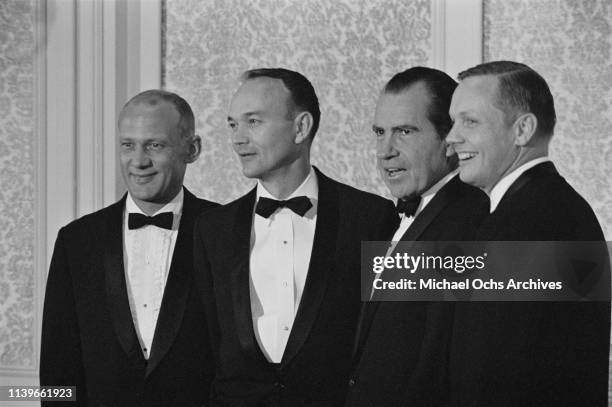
[185,135,202,163]
[513,113,537,146]
[294,111,313,145]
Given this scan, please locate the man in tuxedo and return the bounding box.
[344,67,488,406]
[40,90,218,406]
[446,60,610,406]
[193,68,397,406]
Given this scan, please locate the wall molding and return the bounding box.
[44,0,162,264]
[0,0,162,390]
[431,0,483,79]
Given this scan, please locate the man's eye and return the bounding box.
[463,118,477,126]
[248,118,260,127]
[148,142,163,150]
[120,142,133,149]
[398,128,413,136]
[372,128,384,137]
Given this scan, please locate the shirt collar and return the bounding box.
[489,156,550,213]
[256,166,319,201]
[126,188,184,217]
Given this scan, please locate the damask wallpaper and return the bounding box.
[484,0,612,239]
[164,0,432,203]
[0,0,36,369]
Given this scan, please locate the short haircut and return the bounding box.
[242,68,321,140]
[458,61,556,138]
[384,66,457,139]
[119,89,195,140]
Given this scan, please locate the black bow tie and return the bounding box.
[396,196,422,217]
[128,212,174,230]
[255,196,313,218]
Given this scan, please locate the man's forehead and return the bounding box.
[457,75,499,100]
[121,100,179,122]
[230,77,292,114]
[375,85,431,123]
[119,102,181,136]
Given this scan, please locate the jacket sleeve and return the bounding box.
[40,228,88,406]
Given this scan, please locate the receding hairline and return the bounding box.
[119,90,195,139]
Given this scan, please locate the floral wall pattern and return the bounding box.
[484,0,612,239]
[0,0,36,369]
[164,0,432,203]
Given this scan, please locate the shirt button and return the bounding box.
[143,304,147,308]
[283,240,288,244]
[348,378,356,386]
[283,326,289,331]
[283,281,288,287]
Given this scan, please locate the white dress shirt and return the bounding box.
[489,156,550,213]
[123,189,183,359]
[250,167,318,363]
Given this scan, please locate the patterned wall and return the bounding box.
[164,0,432,203]
[0,0,36,369]
[484,0,612,239]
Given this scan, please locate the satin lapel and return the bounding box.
[230,189,267,361]
[146,189,197,377]
[400,176,461,241]
[281,168,337,367]
[104,195,141,360]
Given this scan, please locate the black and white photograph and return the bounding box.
[1,0,611,406]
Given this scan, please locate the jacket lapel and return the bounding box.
[358,176,461,352]
[400,175,462,241]
[104,195,143,362]
[478,162,557,240]
[230,189,269,362]
[146,189,197,376]
[497,161,557,209]
[281,168,338,367]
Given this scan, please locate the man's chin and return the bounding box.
[127,185,158,202]
[457,169,480,189]
[241,166,262,179]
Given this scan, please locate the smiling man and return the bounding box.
[41,90,218,406]
[344,67,487,407]
[446,61,610,406]
[193,68,397,406]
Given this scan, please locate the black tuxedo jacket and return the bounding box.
[40,188,218,407]
[344,175,488,407]
[193,168,398,407]
[449,162,611,407]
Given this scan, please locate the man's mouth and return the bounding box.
[457,152,477,162]
[131,173,156,183]
[384,168,406,178]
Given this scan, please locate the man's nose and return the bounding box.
[446,123,461,145]
[376,134,397,160]
[131,146,152,167]
[231,124,248,145]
